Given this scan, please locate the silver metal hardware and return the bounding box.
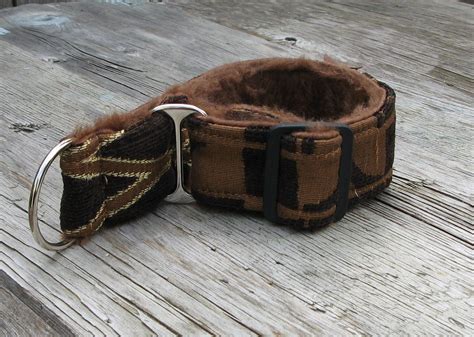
[28,103,206,250]
[150,104,208,203]
[28,138,76,251]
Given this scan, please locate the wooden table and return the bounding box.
[0,1,472,335]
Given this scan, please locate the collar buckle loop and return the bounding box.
[263,122,353,223]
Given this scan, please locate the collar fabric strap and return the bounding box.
[59,58,396,238]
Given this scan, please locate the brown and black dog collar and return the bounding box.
[28,58,396,250]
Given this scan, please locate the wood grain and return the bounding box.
[0,0,12,10]
[0,270,76,337]
[0,1,472,335]
[0,0,163,10]
[168,0,474,200]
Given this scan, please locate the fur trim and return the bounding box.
[70,57,386,144]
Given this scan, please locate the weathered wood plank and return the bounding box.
[167,0,474,245]
[0,4,336,336]
[0,0,12,10]
[0,0,162,10]
[15,0,74,5]
[0,270,76,337]
[169,0,474,202]
[0,1,472,336]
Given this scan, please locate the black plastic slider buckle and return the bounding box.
[263,123,353,224]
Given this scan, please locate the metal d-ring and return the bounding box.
[150,104,208,203]
[29,104,206,250]
[28,138,76,251]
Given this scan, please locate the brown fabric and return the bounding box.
[59,57,396,237]
[59,112,176,237]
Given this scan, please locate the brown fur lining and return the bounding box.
[70,57,386,144]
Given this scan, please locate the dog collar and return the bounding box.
[29,58,396,250]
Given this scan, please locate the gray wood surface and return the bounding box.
[0,0,12,10]
[0,0,172,9]
[0,270,75,337]
[0,1,472,336]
